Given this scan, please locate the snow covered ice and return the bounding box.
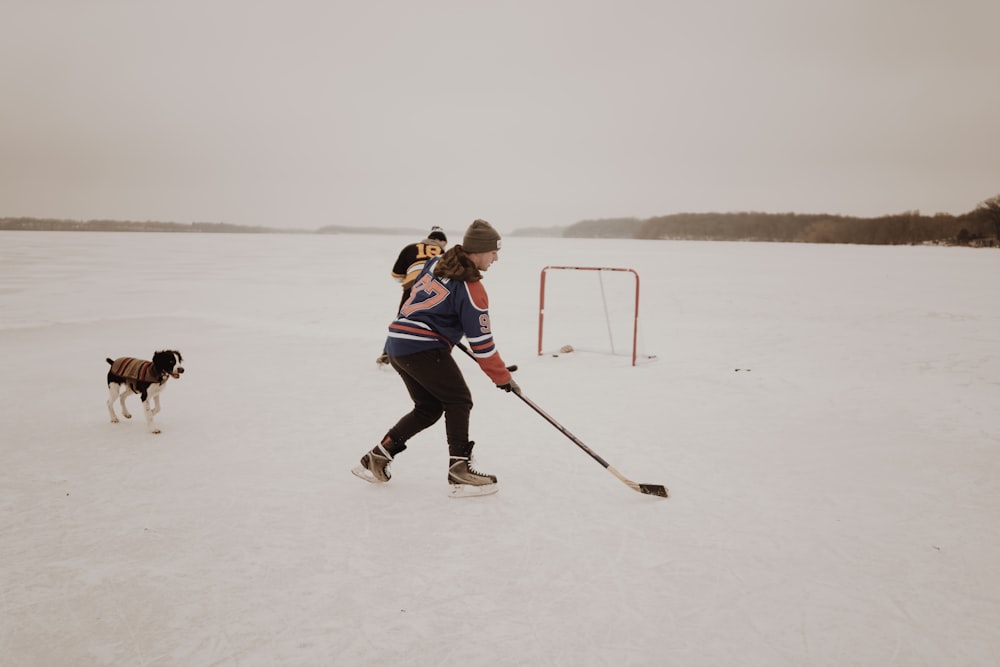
[1,230,999,666]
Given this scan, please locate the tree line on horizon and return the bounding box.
[4,194,999,246]
[564,194,1000,246]
[0,217,427,236]
[0,218,291,234]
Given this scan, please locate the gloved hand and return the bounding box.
[497,377,521,395]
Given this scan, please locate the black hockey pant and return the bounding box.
[387,347,473,458]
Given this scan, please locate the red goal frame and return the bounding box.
[537,266,641,366]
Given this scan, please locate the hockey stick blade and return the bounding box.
[607,466,669,498]
[640,484,669,498]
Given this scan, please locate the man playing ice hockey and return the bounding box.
[376,226,448,366]
[353,219,520,497]
[391,225,448,312]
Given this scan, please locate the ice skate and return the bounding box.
[352,442,394,483]
[447,455,498,498]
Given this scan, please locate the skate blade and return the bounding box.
[447,482,498,498]
[352,466,387,484]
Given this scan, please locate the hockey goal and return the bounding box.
[537,265,646,366]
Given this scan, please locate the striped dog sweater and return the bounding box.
[109,357,162,383]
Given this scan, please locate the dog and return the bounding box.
[106,350,184,434]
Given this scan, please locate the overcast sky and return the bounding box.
[2,0,999,231]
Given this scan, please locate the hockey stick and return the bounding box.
[457,342,668,498]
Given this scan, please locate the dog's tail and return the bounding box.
[106,358,114,365]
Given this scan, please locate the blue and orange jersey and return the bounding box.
[385,256,512,385]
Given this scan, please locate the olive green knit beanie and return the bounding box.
[462,219,502,253]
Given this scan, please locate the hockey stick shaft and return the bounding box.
[456,342,668,498]
[513,392,668,497]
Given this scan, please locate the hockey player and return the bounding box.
[391,226,448,312]
[354,219,520,497]
[376,226,448,366]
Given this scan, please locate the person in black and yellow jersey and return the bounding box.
[376,226,448,366]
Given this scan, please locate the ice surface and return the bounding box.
[2,231,998,665]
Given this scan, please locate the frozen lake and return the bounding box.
[2,230,999,666]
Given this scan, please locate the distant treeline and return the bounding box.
[5,197,1000,246]
[0,218,295,234]
[315,224,426,235]
[0,217,426,237]
[566,205,999,246]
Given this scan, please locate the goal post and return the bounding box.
[538,265,641,366]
